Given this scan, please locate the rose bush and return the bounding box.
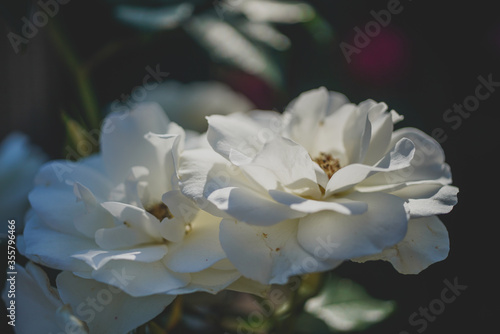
[13,87,458,333]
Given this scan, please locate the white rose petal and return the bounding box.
[57,271,175,334]
[1,263,66,334]
[353,216,450,274]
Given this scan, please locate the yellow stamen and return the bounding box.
[146,202,173,221]
[313,152,341,179]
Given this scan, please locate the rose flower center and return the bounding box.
[313,152,341,179]
[146,202,174,221]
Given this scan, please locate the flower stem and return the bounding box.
[81,34,153,75]
[165,296,183,332]
[273,272,326,334]
[48,20,101,131]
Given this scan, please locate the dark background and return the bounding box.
[1,0,499,333]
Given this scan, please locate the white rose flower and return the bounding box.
[1,262,173,334]
[0,132,46,232]
[179,87,458,284]
[20,102,258,302]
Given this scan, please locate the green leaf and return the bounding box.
[61,113,99,159]
[304,275,396,332]
[295,312,332,334]
[237,21,291,51]
[184,14,284,89]
[235,0,316,24]
[49,22,101,130]
[114,4,195,31]
[220,315,272,334]
[148,321,167,334]
[303,15,335,45]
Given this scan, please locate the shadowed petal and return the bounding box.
[297,192,409,261]
[353,216,449,274]
[57,271,175,334]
